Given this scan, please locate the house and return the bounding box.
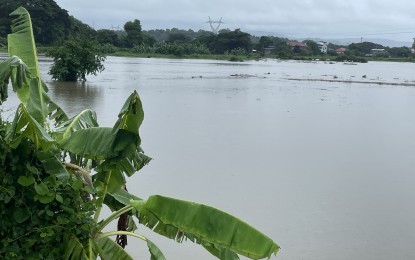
[336,48,347,54]
[287,41,307,49]
[263,46,275,55]
[371,48,387,56]
[317,41,328,54]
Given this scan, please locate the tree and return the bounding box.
[303,40,321,55]
[348,42,384,56]
[47,38,106,81]
[97,29,120,46]
[69,16,97,40]
[123,19,143,47]
[212,29,252,54]
[386,46,411,58]
[166,32,191,43]
[0,7,279,259]
[258,36,275,50]
[0,0,71,45]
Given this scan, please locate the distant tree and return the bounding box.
[69,16,97,40]
[47,38,106,81]
[96,29,120,46]
[386,46,411,58]
[348,42,384,56]
[258,36,274,50]
[218,28,231,34]
[303,40,321,55]
[212,29,252,54]
[0,0,71,45]
[142,33,156,45]
[166,32,191,43]
[123,19,143,47]
[0,37,6,47]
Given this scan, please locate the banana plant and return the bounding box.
[0,7,279,260]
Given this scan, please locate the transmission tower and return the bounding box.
[207,17,224,34]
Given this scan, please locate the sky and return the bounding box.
[54,0,415,43]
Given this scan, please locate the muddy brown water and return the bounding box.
[3,55,415,259]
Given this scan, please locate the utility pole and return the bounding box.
[207,17,224,34]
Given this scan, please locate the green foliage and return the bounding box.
[123,19,143,47]
[69,16,97,41]
[1,7,279,260]
[348,41,384,56]
[303,40,321,55]
[0,0,71,45]
[131,42,210,56]
[0,119,95,259]
[211,29,252,54]
[97,29,120,46]
[47,38,106,81]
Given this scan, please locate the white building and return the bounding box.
[317,41,328,54]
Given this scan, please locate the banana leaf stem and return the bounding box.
[97,205,133,232]
[94,170,112,223]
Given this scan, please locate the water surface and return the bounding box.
[3,56,415,260]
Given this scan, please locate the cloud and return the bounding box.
[55,0,415,41]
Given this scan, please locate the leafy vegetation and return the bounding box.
[0,7,279,259]
[47,38,106,81]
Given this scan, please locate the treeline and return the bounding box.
[0,0,413,60]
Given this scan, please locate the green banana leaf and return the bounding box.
[112,90,144,136]
[8,7,49,124]
[131,196,279,260]
[8,7,39,78]
[59,127,137,159]
[0,55,30,103]
[37,151,69,180]
[6,103,54,150]
[59,91,151,182]
[46,87,69,126]
[63,233,88,260]
[146,239,166,260]
[54,109,99,140]
[94,237,133,260]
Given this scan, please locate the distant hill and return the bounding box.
[320,38,412,48]
[247,30,412,48]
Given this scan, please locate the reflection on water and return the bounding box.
[3,56,415,260]
[47,81,103,117]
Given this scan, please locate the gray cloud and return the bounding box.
[55,0,415,42]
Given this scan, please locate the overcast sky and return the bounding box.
[54,0,415,43]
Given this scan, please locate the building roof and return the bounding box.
[336,48,347,52]
[287,41,307,47]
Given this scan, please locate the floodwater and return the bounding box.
[3,55,415,260]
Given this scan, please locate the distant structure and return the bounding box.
[110,25,121,31]
[317,41,328,54]
[411,38,415,53]
[207,17,224,34]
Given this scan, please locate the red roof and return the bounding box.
[287,41,307,47]
[336,48,347,52]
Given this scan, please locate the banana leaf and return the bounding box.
[0,55,30,104]
[46,86,69,126]
[8,7,47,122]
[54,109,98,140]
[8,7,39,78]
[94,237,133,260]
[63,233,88,260]
[6,103,54,150]
[131,196,279,260]
[59,127,138,159]
[112,90,144,136]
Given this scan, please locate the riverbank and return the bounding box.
[2,46,415,63]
